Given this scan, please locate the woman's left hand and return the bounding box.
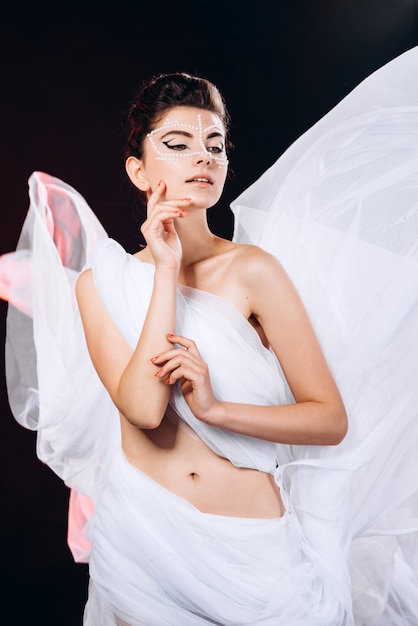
[150,334,217,422]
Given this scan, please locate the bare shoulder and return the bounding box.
[230,243,285,273]
[232,242,307,320]
[76,267,93,291]
[75,268,99,311]
[76,267,115,325]
[229,243,292,294]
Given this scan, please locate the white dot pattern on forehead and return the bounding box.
[146,114,228,167]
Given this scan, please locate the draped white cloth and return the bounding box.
[1,45,418,624]
[85,450,331,626]
[85,237,349,624]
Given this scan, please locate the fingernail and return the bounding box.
[150,356,158,362]
[180,209,188,215]
[154,370,162,377]
[167,333,175,338]
[183,197,191,201]
[165,378,171,384]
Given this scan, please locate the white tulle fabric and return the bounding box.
[0,45,417,624]
[231,45,418,624]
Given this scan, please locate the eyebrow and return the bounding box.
[159,130,225,140]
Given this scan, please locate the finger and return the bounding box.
[165,360,208,386]
[166,334,200,356]
[180,378,193,395]
[164,365,188,386]
[142,206,189,238]
[148,202,190,222]
[148,182,190,215]
[151,347,189,365]
[154,363,184,385]
[147,183,189,218]
[145,205,188,226]
[158,199,191,208]
[147,180,166,213]
[153,351,199,380]
[141,207,187,240]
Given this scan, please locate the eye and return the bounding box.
[206,138,225,154]
[162,141,188,151]
[207,145,224,154]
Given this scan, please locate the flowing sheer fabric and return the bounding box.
[0,45,418,624]
[231,45,418,623]
[1,173,119,562]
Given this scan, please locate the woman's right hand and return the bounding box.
[141,180,190,272]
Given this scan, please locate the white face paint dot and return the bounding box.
[146,114,228,168]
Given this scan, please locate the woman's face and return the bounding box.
[134,106,228,210]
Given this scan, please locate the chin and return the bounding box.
[190,197,216,210]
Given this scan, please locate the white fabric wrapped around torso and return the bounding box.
[90,237,287,475]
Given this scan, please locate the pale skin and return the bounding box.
[76,106,348,518]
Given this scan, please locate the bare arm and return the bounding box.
[152,248,348,446]
[76,181,189,428]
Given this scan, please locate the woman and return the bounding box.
[75,73,348,624]
[2,50,418,624]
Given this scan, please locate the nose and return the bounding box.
[193,152,212,166]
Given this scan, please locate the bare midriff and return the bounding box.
[121,413,285,519]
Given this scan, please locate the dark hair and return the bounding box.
[125,72,231,160]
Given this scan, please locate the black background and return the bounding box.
[1,1,417,624]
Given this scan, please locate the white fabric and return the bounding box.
[2,174,119,503]
[90,237,284,475]
[84,449,332,626]
[1,44,418,624]
[231,45,418,624]
[87,236,350,623]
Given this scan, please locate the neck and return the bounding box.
[175,211,218,267]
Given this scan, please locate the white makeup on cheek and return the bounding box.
[146,114,228,167]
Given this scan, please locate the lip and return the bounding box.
[185,174,214,185]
